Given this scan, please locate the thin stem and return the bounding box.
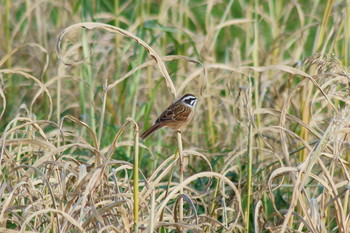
[160,165,175,233]
[81,29,96,134]
[206,180,219,232]
[114,0,119,48]
[314,0,334,53]
[207,95,216,146]
[149,188,155,232]
[5,0,11,68]
[133,129,139,233]
[245,117,253,233]
[177,130,184,223]
[98,84,108,145]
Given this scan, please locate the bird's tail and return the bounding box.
[140,124,163,139]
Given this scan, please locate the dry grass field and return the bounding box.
[0,0,350,232]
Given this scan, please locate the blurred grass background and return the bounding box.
[0,0,350,232]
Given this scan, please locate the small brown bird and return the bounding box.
[140,94,198,139]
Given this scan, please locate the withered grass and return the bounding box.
[1,1,350,233]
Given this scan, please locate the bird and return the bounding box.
[140,94,198,139]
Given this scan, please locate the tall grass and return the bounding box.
[0,0,350,232]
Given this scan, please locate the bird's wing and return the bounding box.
[156,103,190,124]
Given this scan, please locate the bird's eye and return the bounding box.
[184,98,196,105]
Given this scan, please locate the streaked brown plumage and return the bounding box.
[140,94,198,139]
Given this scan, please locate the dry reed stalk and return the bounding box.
[133,121,139,233]
[177,130,184,227]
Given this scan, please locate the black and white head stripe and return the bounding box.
[181,94,198,107]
